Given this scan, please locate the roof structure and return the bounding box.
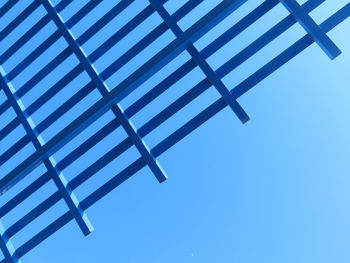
[0,0,349,261]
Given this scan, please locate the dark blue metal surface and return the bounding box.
[0,0,349,261]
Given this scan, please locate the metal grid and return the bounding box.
[0,0,349,261]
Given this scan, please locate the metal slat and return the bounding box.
[64,0,103,29]
[76,0,134,45]
[0,0,41,41]
[69,137,133,190]
[0,0,252,256]
[88,5,157,63]
[0,100,11,115]
[83,0,167,61]
[0,135,31,166]
[5,192,61,238]
[16,47,72,98]
[108,0,248,101]
[24,64,84,116]
[81,157,146,210]
[0,172,51,218]
[54,0,73,13]
[6,31,62,81]
[0,118,21,142]
[15,211,72,258]
[35,81,96,134]
[0,15,51,64]
[0,0,20,18]
[124,59,197,117]
[56,118,121,171]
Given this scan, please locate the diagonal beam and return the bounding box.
[148,0,249,123]
[40,0,167,183]
[0,67,94,237]
[279,0,341,59]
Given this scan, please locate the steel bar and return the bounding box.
[280,0,341,59]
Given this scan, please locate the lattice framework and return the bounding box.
[0,0,349,261]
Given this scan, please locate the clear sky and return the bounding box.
[1,0,350,262]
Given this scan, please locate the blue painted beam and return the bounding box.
[74,0,134,44]
[0,135,31,166]
[279,0,341,59]
[0,118,20,142]
[0,0,20,18]
[35,81,95,134]
[0,1,41,41]
[5,192,61,238]
[24,64,84,116]
[15,47,72,98]
[5,30,63,81]
[64,0,102,29]
[56,119,121,171]
[0,15,51,64]
[86,0,169,62]
[0,172,50,218]
[0,100,10,116]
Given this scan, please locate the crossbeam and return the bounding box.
[280,0,341,59]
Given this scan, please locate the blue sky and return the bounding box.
[1,0,350,262]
